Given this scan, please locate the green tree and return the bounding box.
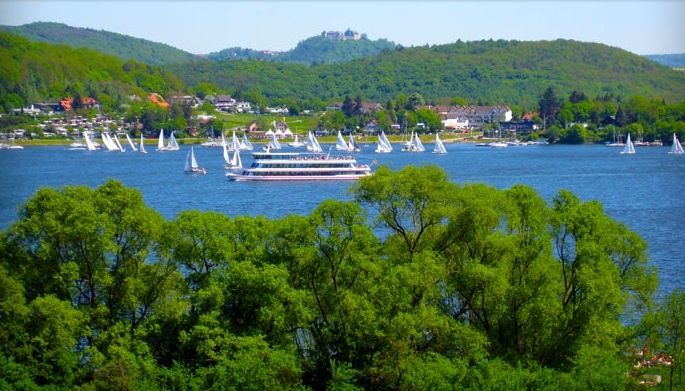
[539,86,562,130]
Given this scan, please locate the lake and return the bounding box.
[1,142,683,295]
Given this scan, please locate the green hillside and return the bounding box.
[208,35,396,64]
[277,35,396,64]
[0,32,184,111]
[0,22,198,65]
[173,39,685,107]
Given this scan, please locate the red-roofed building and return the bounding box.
[148,93,170,109]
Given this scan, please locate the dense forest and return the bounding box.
[0,32,184,112]
[173,39,685,108]
[0,22,198,66]
[1,166,683,390]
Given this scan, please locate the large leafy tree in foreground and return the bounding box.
[0,167,665,390]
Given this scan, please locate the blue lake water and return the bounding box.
[1,142,683,295]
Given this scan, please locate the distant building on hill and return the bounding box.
[321,28,361,41]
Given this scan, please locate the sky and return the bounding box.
[1,1,683,55]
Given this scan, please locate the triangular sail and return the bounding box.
[139,134,147,154]
[184,149,192,171]
[376,131,393,153]
[413,133,425,151]
[621,134,636,154]
[271,133,282,149]
[168,132,179,151]
[348,134,360,152]
[190,146,199,168]
[84,131,97,151]
[229,149,242,169]
[113,134,125,152]
[336,131,349,151]
[307,132,323,153]
[126,134,138,152]
[158,129,165,151]
[241,133,253,150]
[222,133,231,164]
[670,133,684,154]
[433,133,447,154]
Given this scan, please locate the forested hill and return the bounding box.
[208,35,397,64]
[644,53,685,68]
[0,32,184,110]
[0,22,198,66]
[172,39,685,108]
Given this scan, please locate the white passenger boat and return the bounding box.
[226,151,372,181]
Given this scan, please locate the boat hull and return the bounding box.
[226,173,370,181]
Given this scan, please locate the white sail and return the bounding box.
[306,131,323,153]
[113,134,125,152]
[270,132,282,150]
[157,129,165,151]
[84,131,97,151]
[139,134,147,154]
[289,134,304,147]
[228,132,241,152]
[240,133,253,150]
[669,133,684,154]
[403,132,425,152]
[126,134,138,152]
[222,133,231,164]
[348,134,360,152]
[621,134,636,154]
[168,132,180,151]
[433,133,447,154]
[375,131,393,153]
[336,131,349,151]
[103,132,118,151]
[226,149,242,169]
[185,146,206,174]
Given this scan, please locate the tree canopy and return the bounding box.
[0,167,679,390]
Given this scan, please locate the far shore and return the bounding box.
[9,133,498,147]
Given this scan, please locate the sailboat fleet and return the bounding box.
[19,126,685,181]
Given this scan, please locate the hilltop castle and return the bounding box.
[321,29,362,41]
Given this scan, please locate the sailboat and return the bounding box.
[432,133,447,154]
[306,131,323,153]
[669,133,684,154]
[139,134,147,154]
[126,133,138,152]
[348,133,361,152]
[101,132,119,151]
[402,132,425,152]
[265,132,282,150]
[69,129,87,150]
[620,134,636,154]
[288,134,305,147]
[84,131,98,151]
[240,133,253,150]
[184,146,206,174]
[335,131,349,151]
[375,131,393,153]
[112,134,126,152]
[157,129,166,152]
[228,132,241,152]
[167,131,180,151]
[224,148,242,170]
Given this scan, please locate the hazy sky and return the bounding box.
[1,1,683,55]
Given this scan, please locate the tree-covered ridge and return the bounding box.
[207,35,396,64]
[173,39,685,107]
[277,35,397,64]
[0,22,198,65]
[1,166,682,390]
[644,53,685,68]
[0,32,184,111]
